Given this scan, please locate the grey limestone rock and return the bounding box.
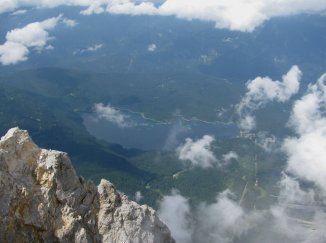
[0,127,175,243]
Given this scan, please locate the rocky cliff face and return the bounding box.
[0,128,175,243]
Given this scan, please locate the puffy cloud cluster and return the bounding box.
[270,173,326,242]
[1,1,326,32]
[159,190,264,243]
[158,190,192,243]
[160,72,326,243]
[271,76,326,238]
[158,0,326,31]
[159,183,325,242]
[237,65,302,131]
[265,72,326,241]
[107,1,158,16]
[0,42,28,65]
[0,16,60,65]
[176,135,217,168]
[241,65,302,109]
[94,103,132,128]
[284,73,326,192]
[0,15,76,65]
[195,190,261,242]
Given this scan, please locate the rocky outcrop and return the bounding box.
[0,128,174,243]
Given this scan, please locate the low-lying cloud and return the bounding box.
[163,121,190,151]
[176,135,218,168]
[147,43,157,52]
[11,9,27,15]
[134,191,143,202]
[73,44,103,55]
[0,14,76,65]
[160,72,326,243]
[62,17,78,27]
[237,65,302,131]
[152,0,326,32]
[222,151,238,164]
[284,73,326,192]
[94,103,133,128]
[158,190,192,243]
[159,190,264,243]
[1,1,326,32]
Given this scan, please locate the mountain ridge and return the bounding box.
[0,127,174,243]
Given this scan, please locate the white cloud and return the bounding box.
[255,132,277,151]
[284,131,326,190]
[159,190,263,243]
[11,9,27,15]
[222,151,238,163]
[0,42,29,65]
[107,1,158,16]
[73,44,103,55]
[161,72,326,243]
[107,0,326,32]
[196,190,263,242]
[240,65,302,111]
[0,0,90,14]
[238,114,256,132]
[237,65,302,131]
[62,17,78,27]
[199,190,244,232]
[271,72,326,242]
[159,183,323,243]
[94,103,132,128]
[0,0,18,14]
[2,1,326,32]
[270,174,325,242]
[158,190,192,243]
[278,173,315,205]
[45,44,54,50]
[88,44,103,51]
[6,17,59,49]
[134,191,143,202]
[147,43,157,52]
[0,15,62,65]
[80,0,107,15]
[157,0,266,32]
[283,73,326,191]
[176,135,217,168]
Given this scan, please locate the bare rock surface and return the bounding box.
[0,127,174,243]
